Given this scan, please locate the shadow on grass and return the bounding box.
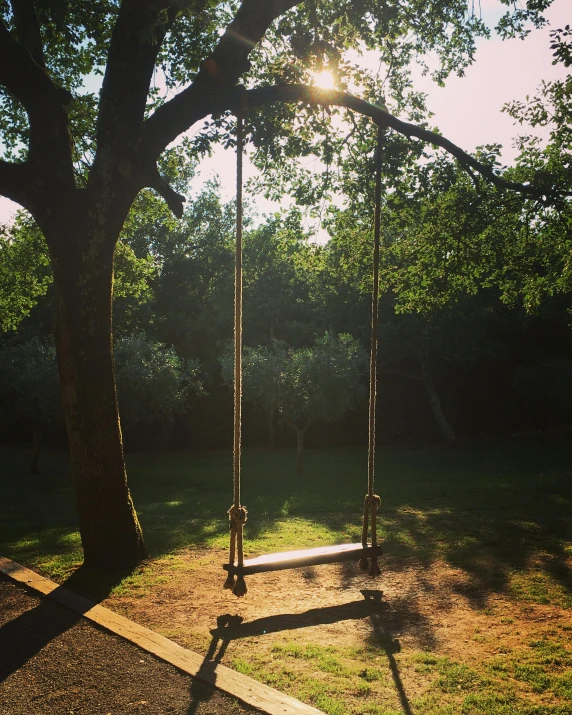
[202,589,414,715]
[2,439,572,612]
[2,441,571,714]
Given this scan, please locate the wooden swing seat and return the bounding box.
[223,542,379,576]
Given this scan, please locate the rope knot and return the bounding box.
[228,505,248,526]
[365,494,381,510]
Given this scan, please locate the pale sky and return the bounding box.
[414,0,568,163]
[0,0,568,224]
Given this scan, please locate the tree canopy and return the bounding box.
[221,332,367,472]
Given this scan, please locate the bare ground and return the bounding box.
[0,574,262,715]
[103,547,572,712]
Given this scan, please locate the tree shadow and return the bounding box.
[190,589,416,715]
[3,442,572,618]
[0,566,129,682]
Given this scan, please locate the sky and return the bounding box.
[0,0,568,225]
[412,0,568,163]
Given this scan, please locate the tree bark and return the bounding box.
[30,418,43,475]
[283,421,307,475]
[48,216,147,571]
[420,351,456,446]
[284,419,308,474]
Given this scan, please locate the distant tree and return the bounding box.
[0,216,51,333]
[0,338,61,473]
[114,335,203,444]
[243,212,321,348]
[222,332,367,473]
[150,184,235,362]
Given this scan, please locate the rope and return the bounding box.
[359,125,384,576]
[234,112,243,513]
[224,109,248,597]
[368,125,382,498]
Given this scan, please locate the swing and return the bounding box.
[223,110,384,597]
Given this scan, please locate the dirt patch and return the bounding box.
[102,547,572,713]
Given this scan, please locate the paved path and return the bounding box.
[0,574,261,715]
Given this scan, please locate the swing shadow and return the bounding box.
[186,589,413,715]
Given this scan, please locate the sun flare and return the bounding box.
[311,70,336,90]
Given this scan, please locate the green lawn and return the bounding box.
[1,439,572,715]
[2,439,571,601]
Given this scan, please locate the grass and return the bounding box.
[1,438,572,714]
[2,439,572,599]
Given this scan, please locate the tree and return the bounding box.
[0,215,51,333]
[0,337,61,473]
[114,333,202,443]
[223,333,367,473]
[149,183,236,362]
[0,1,557,569]
[243,211,321,349]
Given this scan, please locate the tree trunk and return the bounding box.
[48,217,146,571]
[284,419,308,474]
[420,351,456,446]
[267,409,275,450]
[30,418,43,475]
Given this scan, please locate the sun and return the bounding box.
[311,70,336,90]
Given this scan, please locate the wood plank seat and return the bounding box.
[223,542,380,576]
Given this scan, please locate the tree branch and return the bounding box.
[95,0,174,152]
[143,0,303,154]
[159,84,567,203]
[247,85,572,201]
[9,0,46,68]
[0,17,74,194]
[194,0,302,89]
[0,18,71,112]
[147,169,186,218]
[0,159,33,210]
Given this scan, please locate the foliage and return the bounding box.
[112,241,157,337]
[0,210,159,337]
[114,334,203,429]
[0,0,555,195]
[222,332,367,431]
[243,213,322,348]
[148,182,236,362]
[0,217,51,332]
[0,337,61,431]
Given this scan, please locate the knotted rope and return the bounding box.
[224,110,248,598]
[359,125,384,577]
